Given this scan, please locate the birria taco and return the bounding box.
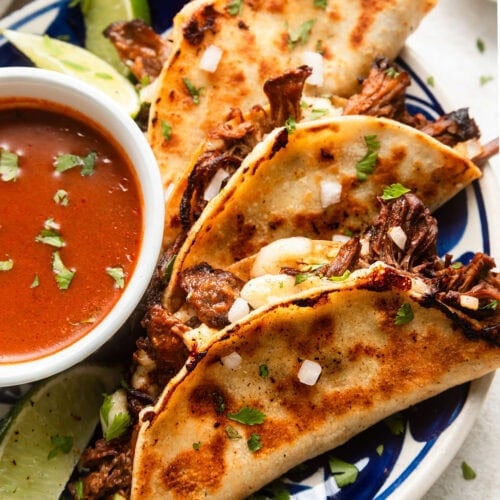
[163,114,481,312]
[131,193,500,499]
[148,0,438,244]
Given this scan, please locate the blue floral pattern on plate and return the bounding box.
[0,1,490,498]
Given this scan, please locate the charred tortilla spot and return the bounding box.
[320,148,335,161]
[350,0,392,48]
[183,4,219,46]
[189,383,230,416]
[269,128,289,158]
[360,267,412,292]
[162,433,226,496]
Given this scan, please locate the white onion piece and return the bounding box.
[302,51,324,86]
[460,295,479,310]
[297,360,322,386]
[221,351,242,369]
[228,297,250,323]
[332,234,351,244]
[199,44,223,73]
[388,226,407,250]
[360,237,370,256]
[203,168,229,201]
[411,277,430,297]
[320,180,342,208]
[251,237,312,277]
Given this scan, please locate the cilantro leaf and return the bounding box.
[0,150,19,182]
[0,259,14,271]
[294,273,309,285]
[106,266,125,289]
[247,433,262,452]
[384,67,400,78]
[193,441,201,451]
[314,0,327,9]
[31,274,40,288]
[53,189,69,206]
[182,77,203,105]
[480,75,494,86]
[161,120,173,141]
[52,251,75,290]
[394,303,414,325]
[35,219,65,248]
[225,425,242,440]
[48,434,73,459]
[328,270,351,282]
[310,108,329,120]
[329,457,359,488]
[259,364,269,378]
[227,407,266,425]
[481,299,497,310]
[288,19,315,50]
[476,38,485,53]
[356,135,380,181]
[461,461,476,480]
[384,413,406,436]
[381,183,411,201]
[54,151,96,175]
[285,116,296,134]
[226,0,243,16]
[81,151,96,176]
[376,444,384,456]
[100,393,131,441]
[74,481,84,500]
[426,75,435,87]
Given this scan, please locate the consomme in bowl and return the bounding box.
[0,98,143,362]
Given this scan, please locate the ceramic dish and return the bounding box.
[0,1,497,498]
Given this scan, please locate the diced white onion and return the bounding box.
[388,226,407,250]
[203,168,230,201]
[199,44,223,73]
[459,295,479,311]
[332,234,351,244]
[302,51,324,86]
[221,351,242,369]
[251,237,312,277]
[411,277,430,296]
[228,297,250,323]
[297,359,322,386]
[360,237,370,256]
[320,180,342,208]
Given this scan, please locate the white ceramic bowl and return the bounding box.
[0,67,164,386]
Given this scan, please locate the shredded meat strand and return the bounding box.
[324,237,361,277]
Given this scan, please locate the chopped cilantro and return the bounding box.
[226,0,243,16]
[481,299,497,310]
[451,262,463,269]
[267,480,290,499]
[162,254,177,284]
[0,150,19,182]
[225,425,242,440]
[182,77,203,105]
[295,273,309,285]
[161,120,173,141]
[259,364,269,378]
[384,413,405,436]
[476,38,485,53]
[394,303,414,325]
[31,274,40,288]
[0,259,14,271]
[310,108,329,120]
[426,75,435,87]
[106,266,125,289]
[344,228,353,237]
[288,19,315,50]
[328,270,351,282]
[247,433,262,452]
[100,393,131,441]
[356,135,380,181]
[461,461,476,480]
[193,441,201,451]
[48,434,73,459]
[52,251,75,290]
[480,75,494,86]
[376,444,384,456]
[329,457,359,488]
[35,219,65,248]
[53,189,69,206]
[384,67,400,78]
[285,116,296,134]
[314,0,327,9]
[381,183,411,201]
[74,481,84,500]
[227,407,266,425]
[213,392,226,415]
[54,151,96,176]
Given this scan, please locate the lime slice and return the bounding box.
[83,0,151,76]
[2,29,140,116]
[0,364,121,499]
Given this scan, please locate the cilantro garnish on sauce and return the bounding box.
[54,151,96,176]
[35,218,65,248]
[227,407,266,425]
[0,259,14,271]
[329,457,359,488]
[0,150,19,182]
[356,135,380,181]
[106,266,125,289]
[53,189,69,206]
[52,251,75,290]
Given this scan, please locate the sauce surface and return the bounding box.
[0,100,143,362]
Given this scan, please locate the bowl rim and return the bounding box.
[0,66,165,386]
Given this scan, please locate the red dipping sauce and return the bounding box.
[0,99,143,363]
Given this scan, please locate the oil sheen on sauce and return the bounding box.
[0,99,143,363]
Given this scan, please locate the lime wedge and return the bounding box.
[0,364,121,499]
[83,0,151,76]
[2,29,140,117]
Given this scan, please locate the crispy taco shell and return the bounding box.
[132,264,500,499]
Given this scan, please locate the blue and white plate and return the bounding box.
[0,1,496,499]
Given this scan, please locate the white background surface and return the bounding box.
[407,0,499,498]
[1,0,498,498]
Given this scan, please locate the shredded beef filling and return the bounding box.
[180,263,244,328]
